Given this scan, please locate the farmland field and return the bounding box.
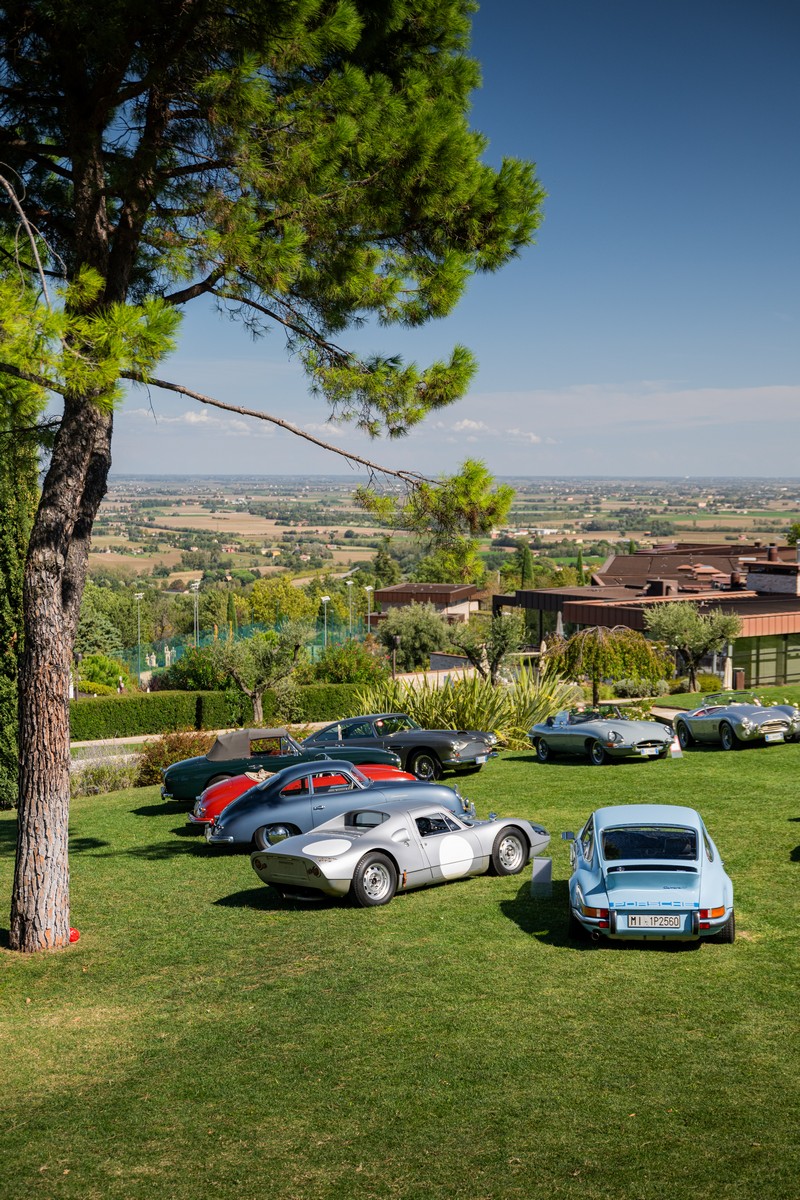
[2,743,797,1200]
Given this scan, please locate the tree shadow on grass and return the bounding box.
[511,753,669,770]
[501,879,701,952]
[130,798,188,818]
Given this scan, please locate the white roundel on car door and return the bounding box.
[437,834,475,879]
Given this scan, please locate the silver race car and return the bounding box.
[250,801,550,906]
[673,692,800,751]
[529,707,673,765]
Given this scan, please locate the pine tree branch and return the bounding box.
[122,369,431,485]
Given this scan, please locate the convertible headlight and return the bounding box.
[452,739,470,751]
[605,731,623,744]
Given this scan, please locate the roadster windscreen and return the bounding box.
[601,826,698,862]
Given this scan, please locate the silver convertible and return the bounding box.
[529,707,673,766]
[250,801,550,906]
[673,692,800,751]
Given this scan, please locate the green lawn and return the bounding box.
[2,745,798,1200]
[666,684,800,709]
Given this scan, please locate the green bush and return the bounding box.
[357,668,578,750]
[69,684,361,740]
[137,731,216,786]
[77,679,118,697]
[80,653,133,690]
[696,672,723,692]
[307,640,389,685]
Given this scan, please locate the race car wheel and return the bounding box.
[252,823,298,850]
[351,852,398,907]
[588,740,608,766]
[207,774,233,787]
[409,751,441,781]
[489,826,528,876]
[535,738,550,764]
[719,722,738,751]
[716,910,736,944]
[676,722,693,750]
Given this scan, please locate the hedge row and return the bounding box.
[69,684,363,741]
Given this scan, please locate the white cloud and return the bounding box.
[303,422,347,439]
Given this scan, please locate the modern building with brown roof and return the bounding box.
[373,582,479,624]
[493,542,800,686]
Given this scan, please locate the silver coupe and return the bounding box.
[529,707,673,766]
[673,692,800,751]
[250,800,550,906]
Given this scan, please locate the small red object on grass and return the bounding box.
[69,928,80,943]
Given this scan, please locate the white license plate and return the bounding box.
[764,732,784,743]
[476,754,487,764]
[627,914,682,929]
[639,747,659,756]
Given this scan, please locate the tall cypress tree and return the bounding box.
[0,385,42,807]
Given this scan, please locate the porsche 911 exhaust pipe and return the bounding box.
[590,930,601,942]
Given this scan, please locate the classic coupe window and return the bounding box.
[311,727,343,743]
[415,814,460,837]
[374,716,418,735]
[602,826,698,861]
[309,770,362,794]
[342,721,374,738]
[580,818,595,862]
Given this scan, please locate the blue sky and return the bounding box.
[116,1,800,478]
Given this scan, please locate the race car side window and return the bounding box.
[415,814,455,837]
[580,818,594,863]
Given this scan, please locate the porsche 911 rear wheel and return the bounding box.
[489,827,528,875]
[716,910,736,943]
[351,852,398,907]
[719,722,738,751]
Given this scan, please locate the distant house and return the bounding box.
[373,582,479,624]
[492,542,800,687]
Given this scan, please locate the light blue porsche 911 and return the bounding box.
[562,804,734,944]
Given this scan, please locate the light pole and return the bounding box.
[321,595,331,649]
[346,579,353,638]
[135,592,145,685]
[364,585,373,636]
[392,634,401,680]
[190,580,200,648]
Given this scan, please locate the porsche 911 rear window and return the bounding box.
[602,826,698,861]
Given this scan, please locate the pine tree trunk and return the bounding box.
[10,397,112,952]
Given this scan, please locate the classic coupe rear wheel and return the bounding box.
[489,827,528,876]
[716,910,736,943]
[252,823,298,850]
[719,722,738,751]
[535,738,550,764]
[207,774,233,787]
[409,751,441,781]
[588,741,608,766]
[351,853,398,907]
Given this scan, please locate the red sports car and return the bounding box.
[188,762,416,827]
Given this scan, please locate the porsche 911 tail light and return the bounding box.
[699,906,725,919]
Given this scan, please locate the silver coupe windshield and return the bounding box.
[602,826,698,861]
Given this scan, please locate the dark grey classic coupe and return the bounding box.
[301,713,497,781]
[673,692,800,750]
[529,707,673,765]
[161,726,401,802]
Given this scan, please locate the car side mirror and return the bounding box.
[561,831,575,841]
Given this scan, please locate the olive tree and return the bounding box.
[643,604,742,692]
